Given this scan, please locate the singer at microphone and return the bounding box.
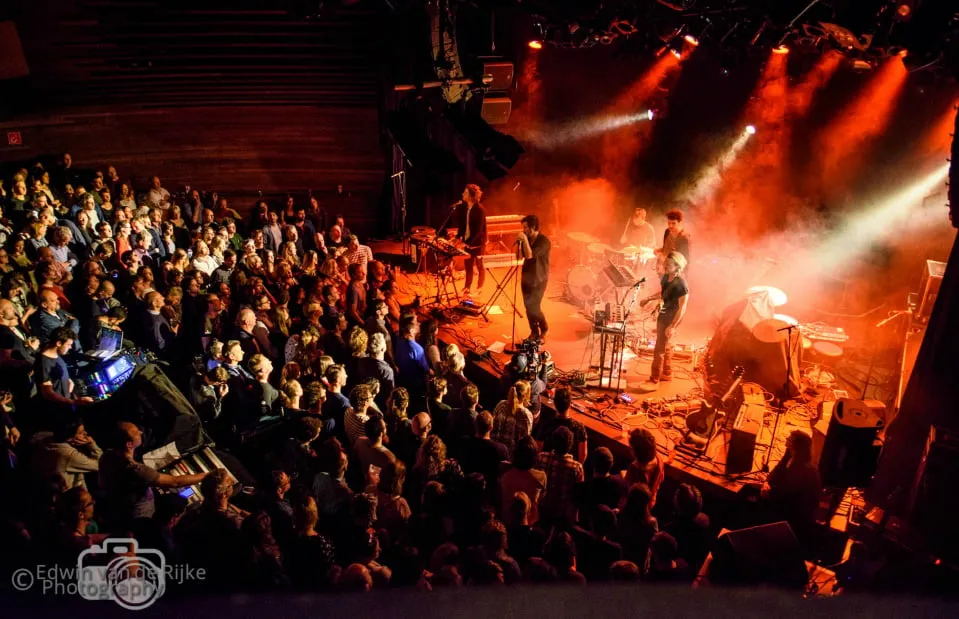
[638,251,689,385]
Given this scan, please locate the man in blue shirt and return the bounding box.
[394,316,429,400]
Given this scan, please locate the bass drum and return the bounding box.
[566,265,602,303]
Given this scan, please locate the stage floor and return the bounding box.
[376,241,806,498]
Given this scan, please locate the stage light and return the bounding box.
[683,34,700,46]
[648,109,655,120]
[773,44,789,55]
[745,125,757,135]
[528,40,543,50]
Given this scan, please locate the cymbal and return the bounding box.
[587,242,613,254]
[410,233,434,243]
[752,315,800,344]
[411,226,436,236]
[746,285,788,307]
[567,231,601,245]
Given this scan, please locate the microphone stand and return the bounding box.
[762,323,798,473]
[506,238,523,354]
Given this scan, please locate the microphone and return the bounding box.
[631,276,647,288]
[390,171,405,178]
[450,200,463,209]
[875,312,902,328]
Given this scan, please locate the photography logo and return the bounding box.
[76,538,166,610]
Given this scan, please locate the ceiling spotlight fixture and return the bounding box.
[668,38,684,59]
[745,125,757,135]
[683,34,700,46]
[773,44,790,55]
[648,109,655,120]
[528,40,543,50]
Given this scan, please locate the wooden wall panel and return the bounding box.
[0,105,386,231]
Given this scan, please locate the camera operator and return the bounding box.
[500,342,549,420]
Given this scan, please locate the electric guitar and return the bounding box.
[682,366,745,450]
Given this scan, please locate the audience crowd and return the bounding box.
[0,154,791,594]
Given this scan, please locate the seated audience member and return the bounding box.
[624,428,664,506]
[356,332,394,411]
[663,483,712,571]
[35,327,93,415]
[260,470,294,547]
[762,430,821,544]
[449,384,481,449]
[284,495,337,591]
[394,316,429,398]
[575,447,628,519]
[189,366,231,430]
[457,410,508,494]
[345,383,375,448]
[48,486,102,561]
[426,377,454,442]
[375,459,412,540]
[98,422,210,528]
[248,353,280,422]
[311,438,353,520]
[608,560,642,583]
[30,289,80,348]
[615,483,659,568]
[442,351,470,410]
[499,436,547,525]
[322,364,351,444]
[491,380,533,459]
[140,291,175,355]
[534,387,587,463]
[393,411,430,471]
[572,504,622,582]
[281,416,322,482]
[536,427,584,526]
[544,531,586,584]
[33,420,103,490]
[504,492,546,567]
[480,519,522,584]
[407,435,463,512]
[353,416,396,483]
[645,531,690,582]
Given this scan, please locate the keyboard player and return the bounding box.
[98,421,214,527]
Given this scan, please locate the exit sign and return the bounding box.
[7,132,22,146]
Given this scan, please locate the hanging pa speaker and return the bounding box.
[480,97,512,125]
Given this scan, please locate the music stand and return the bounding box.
[480,260,524,322]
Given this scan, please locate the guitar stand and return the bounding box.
[480,264,524,322]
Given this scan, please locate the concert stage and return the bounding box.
[375,240,810,500]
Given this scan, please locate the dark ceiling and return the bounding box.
[3,0,387,113]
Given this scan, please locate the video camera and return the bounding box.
[510,338,554,382]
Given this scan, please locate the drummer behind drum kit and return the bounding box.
[565,231,656,311]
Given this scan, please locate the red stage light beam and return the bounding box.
[817,56,909,191]
[789,50,842,117]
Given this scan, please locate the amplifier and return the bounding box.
[916,259,946,324]
[726,383,766,475]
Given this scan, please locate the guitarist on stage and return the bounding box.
[442,184,488,299]
[640,252,689,384]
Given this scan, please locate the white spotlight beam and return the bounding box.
[684,128,755,204]
[529,110,654,148]
[813,163,950,269]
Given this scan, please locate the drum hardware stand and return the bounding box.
[761,323,800,473]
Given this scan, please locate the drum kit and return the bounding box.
[565,231,655,307]
[747,285,849,363]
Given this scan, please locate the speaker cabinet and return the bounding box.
[481,61,514,90]
[818,398,884,488]
[709,522,809,588]
[916,259,945,323]
[481,97,512,125]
